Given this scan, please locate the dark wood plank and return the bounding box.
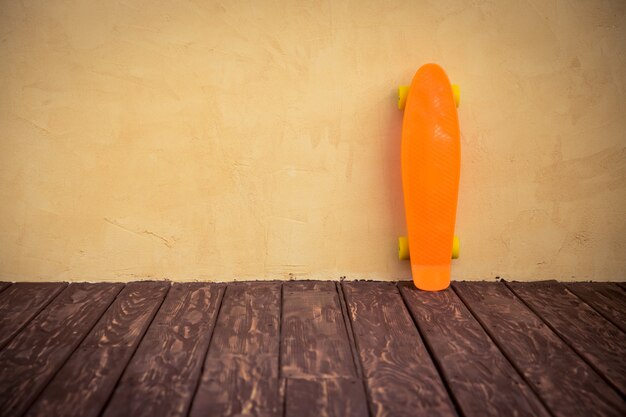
[189,282,282,417]
[281,281,356,378]
[0,282,10,294]
[507,281,626,396]
[0,282,67,349]
[282,282,369,417]
[285,378,369,417]
[24,281,170,417]
[565,282,626,332]
[0,283,123,417]
[453,281,626,417]
[342,281,456,417]
[399,282,550,417]
[101,282,224,417]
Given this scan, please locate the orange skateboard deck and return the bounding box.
[398,64,460,291]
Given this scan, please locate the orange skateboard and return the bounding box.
[397,64,461,291]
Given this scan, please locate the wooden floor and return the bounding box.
[0,280,624,417]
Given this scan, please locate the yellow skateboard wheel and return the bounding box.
[452,235,460,259]
[398,236,410,260]
[398,86,410,110]
[452,84,460,108]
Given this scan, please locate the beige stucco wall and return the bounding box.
[1,0,625,282]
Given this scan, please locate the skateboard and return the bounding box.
[397,64,461,291]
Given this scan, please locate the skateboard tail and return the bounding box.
[411,264,451,291]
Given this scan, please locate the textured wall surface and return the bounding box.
[1,0,625,282]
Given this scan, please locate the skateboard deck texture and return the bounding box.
[401,64,460,291]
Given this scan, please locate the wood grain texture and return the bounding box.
[0,282,10,294]
[24,282,170,417]
[102,283,224,417]
[342,282,456,417]
[565,282,626,332]
[507,281,626,396]
[0,282,67,349]
[399,282,550,417]
[285,378,369,417]
[189,282,282,417]
[453,281,626,417]
[0,283,123,417]
[281,281,356,378]
[2,279,623,417]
